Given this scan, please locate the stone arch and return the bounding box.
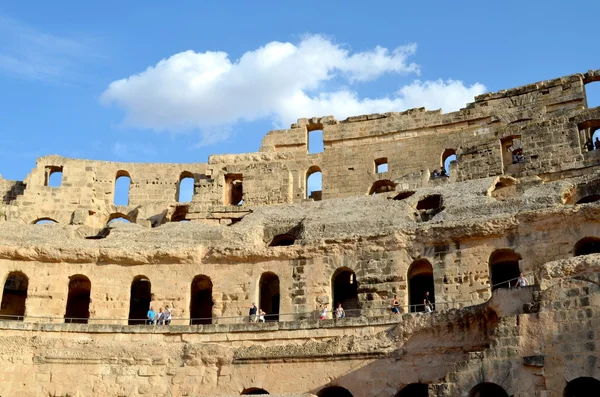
[241,388,269,395]
[468,382,509,397]
[64,275,91,324]
[114,170,132,206]
[190,275,213,325]
[317,386,353,397]
[259,272,280,322]
[0,271,28,320]
[332,267,359,317]
[441,148,456,175]
[574,237,600,256]
[408,259,435,312]
[396,383,428,397]
[32,218,58,225]
[489,249,522,291]
[368,179,396,195]
[564,377,600,396]
[128,275,151,325]
[306,165,322,201]
[108,212,133,224]
[177,171,194,203]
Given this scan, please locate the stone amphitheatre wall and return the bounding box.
[1,69,600,227]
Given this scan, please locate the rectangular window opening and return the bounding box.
[45,166,63,187]
[375,158,388,173]
[224,173,243,206]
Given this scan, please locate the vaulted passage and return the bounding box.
[369,179,396,195]
[332,268,359,317]
[190,275,213,325]
[128,276,151,325]
[259,272,280,322]
[317,386,353,397]
[0,272,28,321]
[489,249,521,291]
[408,259,435,313]
[468,382,509,397]
[396,383,428,397]
[241,388,269,395]
[64,275,91,324]
[564,377,600,396]
[574,237,600,256]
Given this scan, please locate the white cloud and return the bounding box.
[101,35,486,143]
[0,15,94,82]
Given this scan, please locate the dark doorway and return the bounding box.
[396,383,428,397]
[468,382,509,397]
[574,237,600,256]
[408,260,435,313]
[564,377,600,397]
[225,174,243,205]
[259,272,280,322]
[65,275,91,324]
[489,249,521,291]
[190,275,213,325]
[128,276,151,325]
[332,268,359,317]
[317,386,353,397]
[0,272,28,320]
[241,388,269,395]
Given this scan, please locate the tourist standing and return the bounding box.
[249,302,258,323]
[156,308,165,325]
[147,306,156,325]
[258,309,266,323]
[319,304,328,320]
[424,292,433,313]
[164,306,172,325]
[392,295,400,314]
[335,303,345,319]
[514,273,529,288]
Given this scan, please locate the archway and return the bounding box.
[489,249,521,291]
[33,218,58,225]
[64,275,91,324]
[177,171,194,203]
[114,171,131,206]
[408,259,435,313]
[108,213,132,225]
[564,377,600,396]
[468,382,509,397]
[190,275,213,325]
[0,271,28,320]
[317,386,353,397]
[241,388,269,395]
[441,148,456,175]
[396,383,428,397]
[128,276,151,325]
[574,237,600,256]
[368,179,396,195]
[306,166,322,201]
[332,268,359,317]
[259,272,280,322]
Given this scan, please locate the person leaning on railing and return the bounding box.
[514,273,529,288]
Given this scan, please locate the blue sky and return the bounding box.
[1,0,600,182]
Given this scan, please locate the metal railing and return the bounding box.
[490,272,535,291]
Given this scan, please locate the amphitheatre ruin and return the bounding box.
[2,69,600,397]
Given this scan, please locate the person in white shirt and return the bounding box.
[164,306,172,325]
[515,273,529,288]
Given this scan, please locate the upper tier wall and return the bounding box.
[2,69,600,226]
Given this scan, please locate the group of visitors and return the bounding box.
[248,302,268,323]
[315,303,346,319]
[584,137,600,152]
[146,306,172,325]
[431,168,448,179]
[392,291,434,314]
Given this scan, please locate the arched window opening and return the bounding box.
[177,172,194,203]
[408,260,435,313]
[259,272,280,322]
[45,166,63,187]
[306,166,322,201]
[500,136,524,171]
[317,386,353,397]
[108,213,132,225]
[33,218,58,225]
[241,388,269,395]
[114,171,131,206]
[393,191,415,201]
[468,382,509,397]
[0,271,28,321]
[65,275,91,324]
[128,276,151,325]
[308,127,324,154]
[224,173,243,205]
[577,119,600,152]
[190,275,213,325]
[269,234,296,247]
[564,377,600,397]
[574,237,600,256]
[585,81,600,109]
[375,157,388,173]
[416,194,443,222]
[576,195,600,204]
[332,268,359,317]
[396,383,428,397]
[369,180,396,195]
[489,249,521,291]
[441,149,456,176]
